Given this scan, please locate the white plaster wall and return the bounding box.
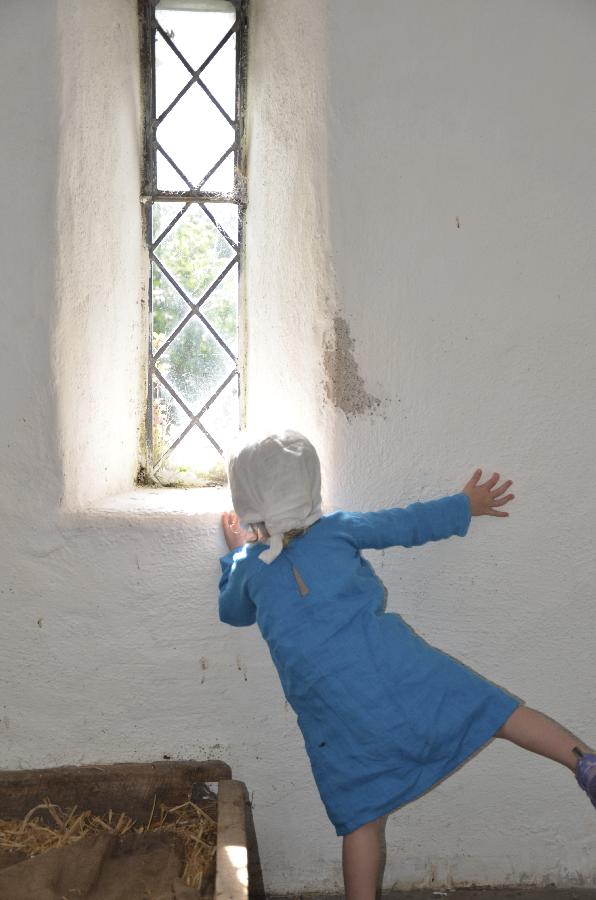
[1,0,595,895]
[246,0,596,889]
[243,0,335,458]
[323,0,596,888]
[0,0,62,546]
[54,0,146,507]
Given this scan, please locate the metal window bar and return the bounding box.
[139,0,248,485]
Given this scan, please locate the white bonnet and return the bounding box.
[227,430,322,564]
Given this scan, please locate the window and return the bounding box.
[140,0,248,487]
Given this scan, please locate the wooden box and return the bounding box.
[0,760,262,900]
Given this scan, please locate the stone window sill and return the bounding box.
[79,486,232,520]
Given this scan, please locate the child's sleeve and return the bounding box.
[343,493,471,551]
[218,549,257,627]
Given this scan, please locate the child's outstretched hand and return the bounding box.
[222,511,252,551]
[462,470,514,517]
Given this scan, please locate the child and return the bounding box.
[218,430,595,900]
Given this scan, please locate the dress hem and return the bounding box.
[334,696,522,837]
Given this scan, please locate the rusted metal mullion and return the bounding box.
[139,0,157,198]
[237,190,247,432]
[145,242,155,475]
[139,0,158,474]
[235,0,249,431]
[142,190,241,204]
[234,0,249,200]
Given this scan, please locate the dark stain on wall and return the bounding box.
[324,315,382,418]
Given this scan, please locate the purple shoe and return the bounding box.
[575,749,596,809]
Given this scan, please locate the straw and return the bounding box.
[0,798,217,890]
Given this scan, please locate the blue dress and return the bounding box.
[218,494,520,836]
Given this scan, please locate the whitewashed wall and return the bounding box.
[322,0,596,888]
[0,0,595,893]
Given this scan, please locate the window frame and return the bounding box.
[138,0,248,486]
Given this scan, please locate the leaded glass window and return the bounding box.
[140,0,247,486]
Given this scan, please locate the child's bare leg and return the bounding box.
[495,706,594,771]
[342,816,384,900]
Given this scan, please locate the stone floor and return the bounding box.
[267,891,596,900]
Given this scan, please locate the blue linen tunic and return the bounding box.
[218,494,520,836]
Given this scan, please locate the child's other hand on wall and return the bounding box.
[222,511,253,551]
[462,470,514,517]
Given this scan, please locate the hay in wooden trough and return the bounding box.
[0,797,217,890]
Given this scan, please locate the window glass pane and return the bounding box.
[203,201,238,246]
[152,377,190,465]
[200,32,236,119]
[201,266,238,355]
[201,152,235,193]
[155,151,193,192]
[154,31,193,120]
[153,205,236,302]
[155,7,235,74]
[156,85,235,190]
[154,5,236,192]
[152,201,186,243]
[156,425,225,487]
[152,374,225,485]
[151,263,191,354]
[200,374,239,451]
[145,1,244,485]
[154,317,235,414]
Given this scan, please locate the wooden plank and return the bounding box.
[215,780,249,900]
[244,790,265,900]
[0,760,231,820]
